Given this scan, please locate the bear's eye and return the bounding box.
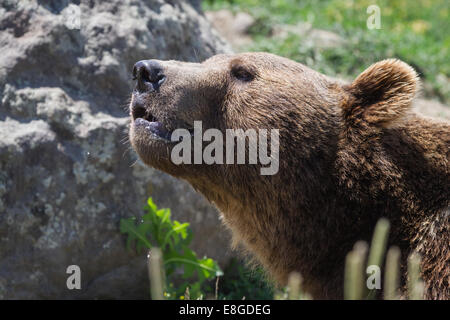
[231,65,254,82]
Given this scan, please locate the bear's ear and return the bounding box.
[342,59,419,126]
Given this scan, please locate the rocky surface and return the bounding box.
[0,0,232,299]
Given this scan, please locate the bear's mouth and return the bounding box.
[131,103,172,141]
[131,101,195,142]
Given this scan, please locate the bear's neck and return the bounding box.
[188,106,348,296]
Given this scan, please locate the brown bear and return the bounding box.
[128,53,449,299]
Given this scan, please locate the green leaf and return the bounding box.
[145,197,158,216]
[173,221,189,239]
[120,217,152,250]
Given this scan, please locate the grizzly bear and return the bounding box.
[128,53,449,299]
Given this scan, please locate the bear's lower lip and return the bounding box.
[134,118,172,141]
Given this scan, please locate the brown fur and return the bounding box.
[129,53,449,299]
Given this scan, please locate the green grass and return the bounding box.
[203,0,450,104]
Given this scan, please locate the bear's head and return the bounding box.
[129,52,418,203]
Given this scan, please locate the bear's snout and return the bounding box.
[132,59,166,92]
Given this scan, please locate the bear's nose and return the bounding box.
[132,60,166,92]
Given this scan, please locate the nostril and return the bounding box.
[132,60,166,91]
[140,68,151,83]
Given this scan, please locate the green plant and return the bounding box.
[120,198,223,299]
[216,258,274,300]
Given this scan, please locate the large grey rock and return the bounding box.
[0,0,232,299]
